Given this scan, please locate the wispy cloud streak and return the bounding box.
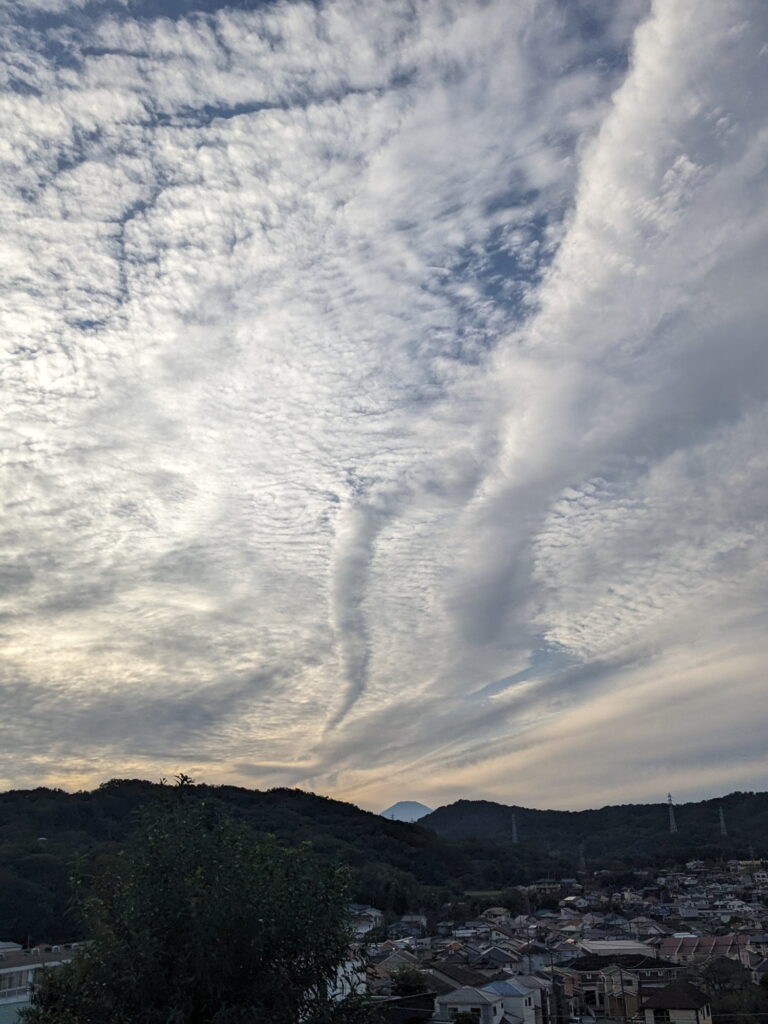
[0,0,766,809]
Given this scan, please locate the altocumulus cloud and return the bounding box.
[0,0,766,809]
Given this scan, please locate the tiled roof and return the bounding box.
[437,985,498,1005]
[659,934,750,958]
[430,963,490,988]
[568,955,677,972]
[642,982,709,1010]
[482,979,533,997]
[0,949,77,972]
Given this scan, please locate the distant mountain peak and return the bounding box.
[380,800,432,822]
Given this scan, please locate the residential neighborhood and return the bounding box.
[354,857,768,1023]
[3,857,767,1021]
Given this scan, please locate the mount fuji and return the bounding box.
[380,801,433,823]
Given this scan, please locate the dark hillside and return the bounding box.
[420,790,768,864]
[2,782,766,946]
[0,780,538,944]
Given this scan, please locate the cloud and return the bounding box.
[0,0,766,811]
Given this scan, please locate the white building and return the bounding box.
[0,946,77,1016]
[482,978,537,1024]
[434,986,506,1023]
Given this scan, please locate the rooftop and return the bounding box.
[642,982,710,1011]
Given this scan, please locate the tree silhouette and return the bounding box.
[21,783,379,1024]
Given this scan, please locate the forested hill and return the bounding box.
[420,790,768,863]
[3,781,768,947]
[0,780,542,945]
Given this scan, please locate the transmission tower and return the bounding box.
[719,806,728,837]
[511,813,519,844]
[578,842,587,874]
[668,793,678,834]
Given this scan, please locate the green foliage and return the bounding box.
[389,966,428,997]
[700,957,753,995]
[497,887,528,914]
[20,791,379,1024]
[710,982,768,1024]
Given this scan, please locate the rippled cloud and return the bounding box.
[1,0,766,810]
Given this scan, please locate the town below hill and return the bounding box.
[0,781,766,950]
[10,844,768,1022]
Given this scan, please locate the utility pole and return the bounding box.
[618,967,628,1024]
[547,945,561,1024]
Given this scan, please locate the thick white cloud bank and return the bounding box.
[1,0,766,810]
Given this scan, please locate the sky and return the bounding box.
[1,0,767,814]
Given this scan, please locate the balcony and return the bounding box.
[0,985,31,1003]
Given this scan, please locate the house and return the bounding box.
[482,978,537,1024]
[513,942,551,973]
[658,934,750,965]
[508,916,537,937]
[433,986,507,1023]
[489,924,523,945]
[561,897,589,911]
[0,946,77,1017]
[379,990,437,1023]
[600,965,643,1020]
[402,914,429,934]
[516,973,554,1024]
[473,947,523,972]
[454,926,490,942]
[629,918,669,940]
[641,981,711,1024]
[428,962,495,992]
[380,990,439,1024]
[532,880,561,896]
[483,908,513,925]
[580,939,656,958]
[561,954,680,1015]
[349,904,385,937]
[372,949,422,988]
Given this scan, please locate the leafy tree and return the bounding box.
[21,785,379,1024]
[710,982,768,1024]
[498,887,527,915]
[390,966,428,997]
[700,956,753,995]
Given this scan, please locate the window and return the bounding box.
[653,1010,671,1024]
